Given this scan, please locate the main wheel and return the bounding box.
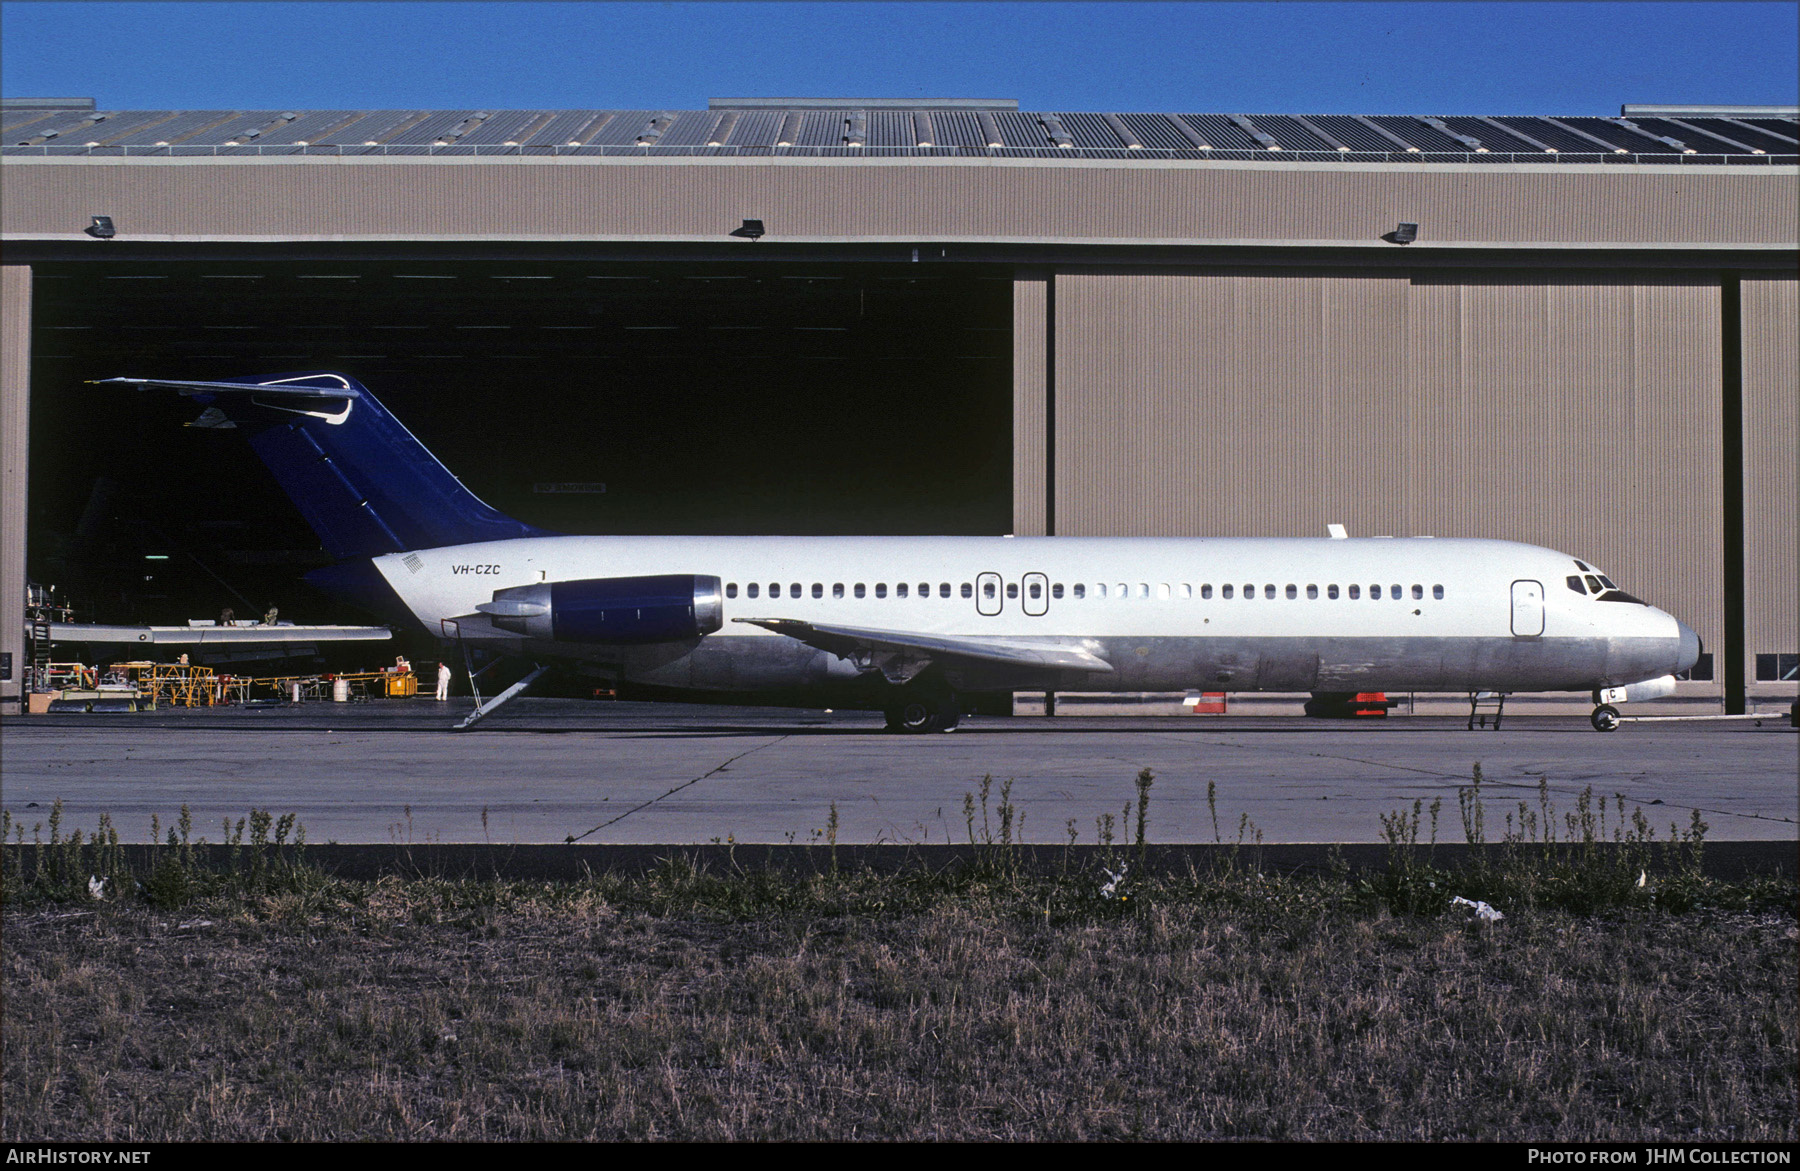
[1590,704,1621,732]
[883,678,959,734]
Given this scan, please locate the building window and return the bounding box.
[1677,653,1714,682]
[1754,653,1798,682]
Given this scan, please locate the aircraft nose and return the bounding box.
[1675,620,1701,676]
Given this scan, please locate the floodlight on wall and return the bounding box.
[730,219,766,240]
[1384,222,1419,245]
[84,215,115,239]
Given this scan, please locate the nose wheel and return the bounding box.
[1590,704,1621,732]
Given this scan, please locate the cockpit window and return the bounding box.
[1584,575,1603,593]
[1599,576,1617,590]
[1567,576,1586,594]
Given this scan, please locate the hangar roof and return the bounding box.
[4,104,1795,163]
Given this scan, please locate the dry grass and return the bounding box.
[4,871,1794,1141]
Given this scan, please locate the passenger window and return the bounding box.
[1006,583,1018,599]
[855,583,866,598]
[1306,584,1318,600]
[1391,584,1402,599]
[1180,583,1191,599]
[919,583,929,597]
[961,582,973,598]
[1072,583,1085,599]
[747,583,760,599]
[813,583,824,598]
[1567,576,1587,594]
[1433,585,1444,600]
[1264,584,1276,600]
[1327,584,1339,599]
[1411,584,1423,600]
[1367,585,1379,599]
[768,583,780,598]
[833,583,845,598]
[1096,583,1108,598]
[1351,584,1363,599]
[791,583,801,598]
[939,583,950,598]
[1222,584,1233,599]
[1137,583,1149,599]
[896,583,908,598]
[875,583,887,598]
[1157,583,1171,600]
[1201,584,1213,599]
[983,581,997,599]
[1029,582,1042,599]
[1050,583,1062,599]
[1116,582,1128,599]
[1285,584,1297,600]
[1243,584,1254,599]
[726,583,738,599]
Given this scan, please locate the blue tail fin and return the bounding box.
[102,373,552,559]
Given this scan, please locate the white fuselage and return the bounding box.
[372,535,1696,698]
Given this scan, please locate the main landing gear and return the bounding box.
[1590,704,1621,732]
[883,676,961,734]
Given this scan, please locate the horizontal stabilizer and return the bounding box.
[733,617,1114,674]
[45,623,391,646]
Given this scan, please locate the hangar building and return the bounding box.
[2,97,1795,710]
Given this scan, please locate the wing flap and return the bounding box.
[733,617,1114,674]
[93,376,363,400]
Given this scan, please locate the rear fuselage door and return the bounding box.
[1022,572,1049,617]
[976,571,1003,616]
[1510,579,1545,638]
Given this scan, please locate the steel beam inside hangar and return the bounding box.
[2,99,1796,710]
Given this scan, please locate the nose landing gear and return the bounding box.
[1590,704,1621,732]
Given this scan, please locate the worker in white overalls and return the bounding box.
[436,661,451,701]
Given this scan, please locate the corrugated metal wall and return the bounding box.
[1012,274,1048,537]
[4,158,1796,247]
[1048,267,1725,658]
[1741,275,1799,680]
[0,266,29,702]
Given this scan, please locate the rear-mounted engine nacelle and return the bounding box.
[478,574,723,644]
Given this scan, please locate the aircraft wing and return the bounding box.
[92,376,362,400]
[45,624,391,646]
[732,617,1114,680]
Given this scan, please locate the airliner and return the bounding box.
[101,372,1701,732]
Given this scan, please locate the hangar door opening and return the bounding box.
[26,260,1013,626]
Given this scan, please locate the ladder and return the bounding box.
[1466,691,1508,730]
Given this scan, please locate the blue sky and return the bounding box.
[2,1,1795,115]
